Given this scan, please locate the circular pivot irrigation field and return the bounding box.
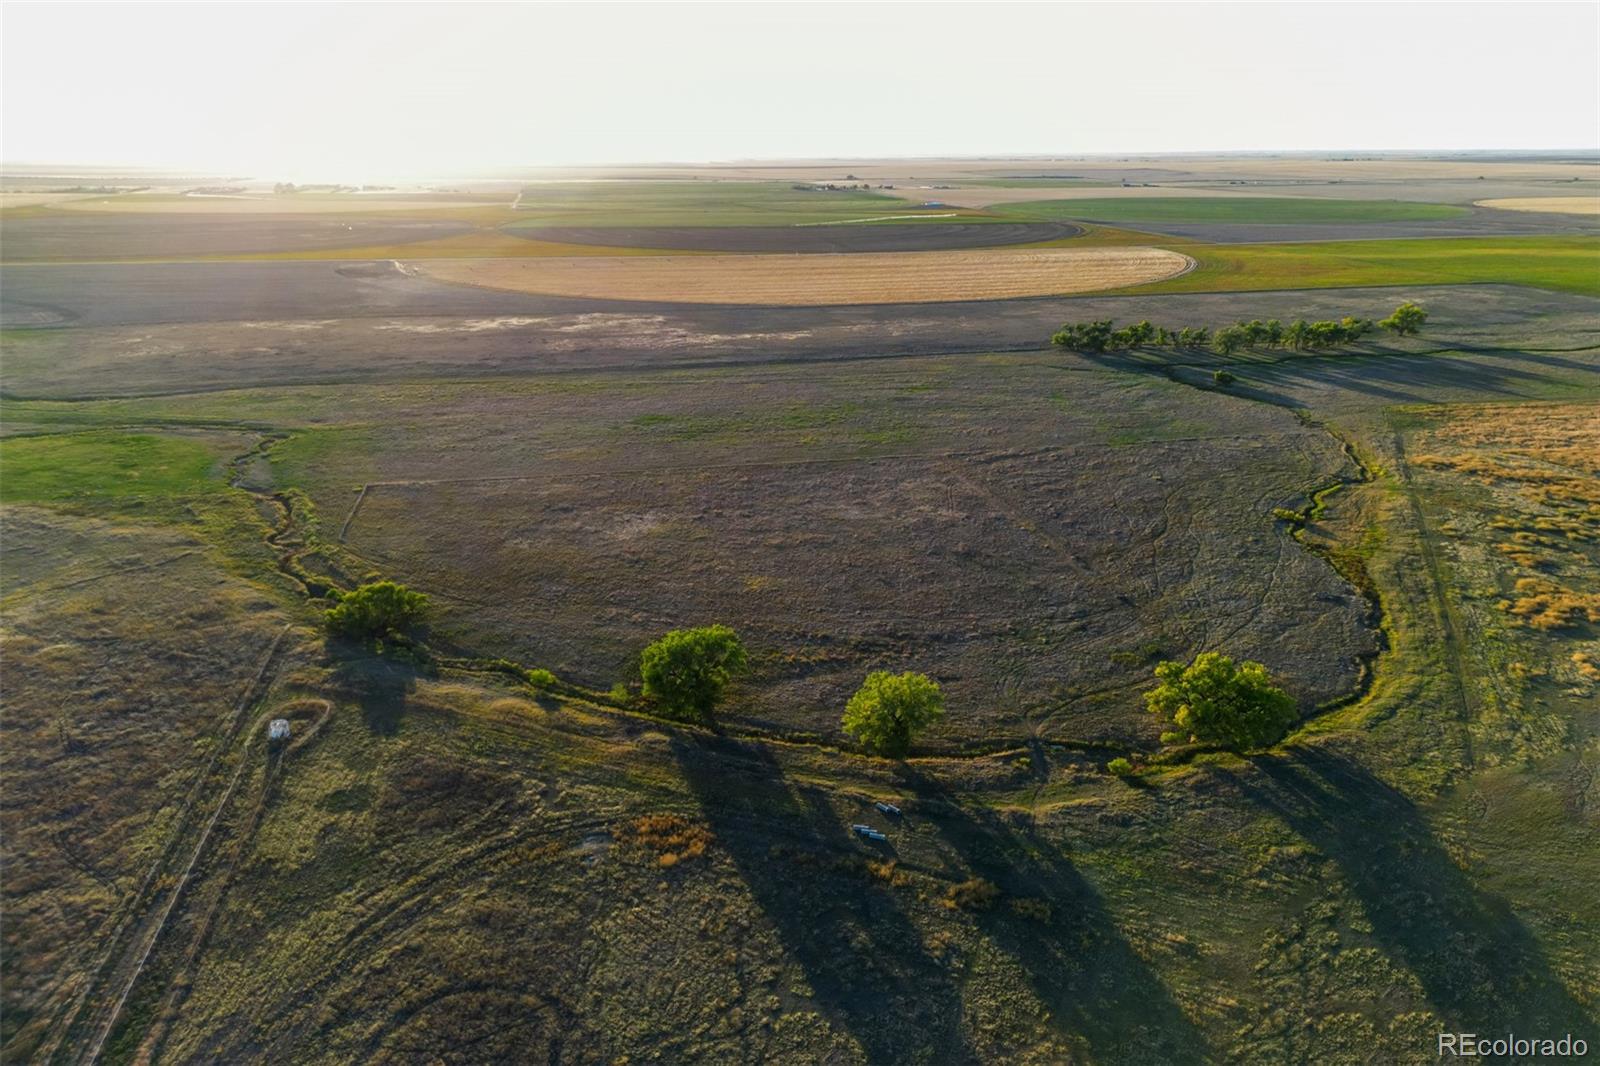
[417,246,1193,306]
[512,220,1083,253]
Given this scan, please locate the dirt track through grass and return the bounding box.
[416,247,1193,305]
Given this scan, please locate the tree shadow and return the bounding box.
[898,765,1212,1065]
[326,649,419,736]
[669,733,976,1064]
[1079,344,1587,411]
[1239,747,1595,1036]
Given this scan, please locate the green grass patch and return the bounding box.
[0,431,231,503]
[505,180,941,228]
[1129,235,1600,297]
[993,197,1469,225]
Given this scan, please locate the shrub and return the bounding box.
[1379,301,1428,335]
[1107,756,1134,777]
[1159,731,1184,745]
[323,580,429,640]
[1213,369,1235,385]
[639,625,747,722]
[626,814,712,859]
[1146,652,1297,751]
[1008,897,1052,922]
[526,668,558,688]
[841,670,945,757]
[945,877,1000,911]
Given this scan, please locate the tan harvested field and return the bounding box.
[1476,196,1600,216]
[55,195,511,214]
[0,192,106,210]
[416,246,1193,305]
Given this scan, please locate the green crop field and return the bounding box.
[503,180,944,227]
[994,196,1470,224]
[0,430,234,504]
[1132,234,1600,296]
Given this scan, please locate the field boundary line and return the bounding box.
[337,484,369,542]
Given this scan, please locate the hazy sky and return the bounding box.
[4,1,1597,179]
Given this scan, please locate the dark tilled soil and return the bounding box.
[0,213,473,261]
[3,266,1595,398]
[515,221,1083,253]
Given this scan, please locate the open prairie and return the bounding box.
[3,152,1599,1065]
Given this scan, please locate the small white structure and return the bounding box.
[268,718,291,742]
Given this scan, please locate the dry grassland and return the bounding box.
[1476,196,1600,216]
[1413,404,1600,661]
[417,246,1193,305]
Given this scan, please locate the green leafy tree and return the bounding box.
[639,625,747,722]
[1283,319,1311,350]
[1340,315,1373,341]
[1378,301,1428,335]
[1051,320,1116,353]
[323,581,430,640]
[842,670,945,756]
[1145,652,1296,751]
[1212,325,1246,355]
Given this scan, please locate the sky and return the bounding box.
[3,1,1597,180]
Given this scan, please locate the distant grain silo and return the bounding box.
[268,719,291,742]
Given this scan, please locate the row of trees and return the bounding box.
[632,627,1297,756]
[1051,301,1428,355]
[322,582,1296,761]
[638,626,945,757]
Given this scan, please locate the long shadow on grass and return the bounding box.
[1239,747,1595,1037]
[1084,348,1571,409]
[670,734,976,1065]
[326,651,418,736]
[899,766,1211,1065]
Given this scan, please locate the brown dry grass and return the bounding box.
[1475,197,1600,217]
[1415,403,1600,638]
[416,246,1192,305]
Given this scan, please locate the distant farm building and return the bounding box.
[268,719,291,741]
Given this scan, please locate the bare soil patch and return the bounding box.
[417,247,1192,306]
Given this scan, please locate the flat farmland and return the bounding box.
[0,213,475,262]
[994,197,1470,224]
[4,273,1594,398]
[1476,196,1600,216]
[273,355,1374,745]
[512,220,1082,253]
[416,246,1194,305]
